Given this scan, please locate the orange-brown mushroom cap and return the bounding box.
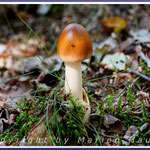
[57,23,93,62]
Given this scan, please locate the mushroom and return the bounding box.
[57,23,93,122]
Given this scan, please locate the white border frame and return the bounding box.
[0,2,150,4]
[0,1,150,148]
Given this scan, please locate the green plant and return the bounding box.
[141,102,149,123]
[48,5,65,14]
[140,62,150,76]
[116,135,123,146]
[86,90,94,101]
[50,96,88,146]
[126,85,136,107]
[97,93,115,119]
[116,94,123,115]
[105,93,115,114]
[0,97,44,144]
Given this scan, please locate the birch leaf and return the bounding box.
[101,52,130,70]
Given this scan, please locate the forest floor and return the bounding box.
[0,4,150,146]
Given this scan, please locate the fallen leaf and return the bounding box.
[123,123,149,145]
[0,44,6,55]
[116,73,133,86]
[139,15,150,29]
[27,107,59,146]
[94,34,118,62]
[10,141,20,146]
[5,33,45,59]
[0,108,9,120]
[101,52,130,70]
[0,118,9,134]
[122,125,137,145]
[123,126,137,139]
[14,54,62,73]
[19,136,28,146]
[0,57,13,69]
[8,114,16,125]
[129,29,150,47]
[0,101,5,108]
[0,142,5,146]
[0,79,30,110]
[100,78,109,86]
[137,91,149,99]
[103,113,124,135]
[18,11,31,21]
[37,4,50,15]
[111,38,134,54]
[0,119,3,134]
[27,122,54,146]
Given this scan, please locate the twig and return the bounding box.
[122,123,149,145]
[130,123,149,140]
[136,45,150,68]
[139,51,150,68]
[131,77,140,87]
[129,110,143,115]
[128,69,150,82]
[146,105,150,108]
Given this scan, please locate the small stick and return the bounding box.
[139,51,150,68]
[136,45,150,68]
[130,123,149,140]
[122,123,149,145]
[128,69,150,82]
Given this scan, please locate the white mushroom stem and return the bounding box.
[65,62,83,101]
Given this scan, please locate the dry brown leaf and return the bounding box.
[0,118,9,134]
[27,106,60,146]
[116,73,133,86]
[0,101,5,108]
[8,114,16,125]
[100,78,109,86]
[27,122,55,146]
[103,113,124,135]
[123,126,137,139]
[139,15,150,29]
[137,91,149,99]
[0,119,3,134]
[0,142,5,146]
[111,38,134,54]
[10,141,20,146]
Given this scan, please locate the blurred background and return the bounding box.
[1,4,150,53]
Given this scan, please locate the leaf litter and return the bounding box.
[0,4,150,146]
